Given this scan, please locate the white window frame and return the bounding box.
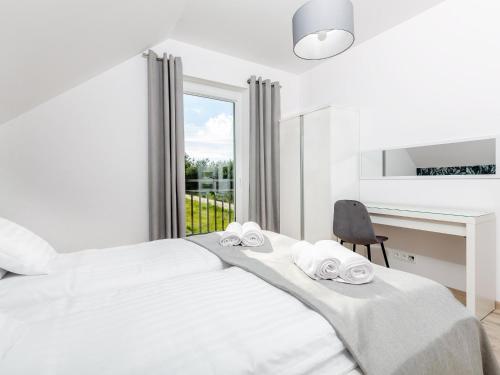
[183,77,249,223]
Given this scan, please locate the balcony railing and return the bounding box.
[185,178,234,236]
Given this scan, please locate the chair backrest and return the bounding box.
[333,200,378,245]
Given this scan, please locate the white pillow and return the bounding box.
[0,268,6,279]
[0,218,57,275]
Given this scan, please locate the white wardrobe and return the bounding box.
[280,106,360,242]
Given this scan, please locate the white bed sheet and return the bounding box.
[0,239,359,374]
[0,239,225,307]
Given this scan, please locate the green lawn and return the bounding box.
[185,195,234,235]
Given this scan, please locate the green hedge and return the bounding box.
[185,196,234,235]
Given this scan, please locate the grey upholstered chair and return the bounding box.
[333,200,390,267]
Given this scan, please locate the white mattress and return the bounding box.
[0,239,359,374]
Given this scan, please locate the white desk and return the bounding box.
[365,202,496,319]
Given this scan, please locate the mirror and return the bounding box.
[361,138,497,178]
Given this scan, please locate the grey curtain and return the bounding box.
[147,50,185,240]
[248,76,281,232]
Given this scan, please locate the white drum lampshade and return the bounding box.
[292,0,355,60]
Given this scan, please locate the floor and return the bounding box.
[450,288,500,362]
[483,311,500,361]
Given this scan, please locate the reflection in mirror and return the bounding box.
[361,138,497,178]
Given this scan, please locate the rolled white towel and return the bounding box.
[241,222,265,247]
[291,241,340,280]
[315,241,374,285]
[219,222,242,247]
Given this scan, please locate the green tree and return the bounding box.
[184,153,234,201]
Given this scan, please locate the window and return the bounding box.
[184,93,236,235]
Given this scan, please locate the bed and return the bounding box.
[0,235,359,374]
[0,231,497,374]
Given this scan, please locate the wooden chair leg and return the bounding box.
[380,241,390,268]
[352,244,356,252]
[366,244,371,261]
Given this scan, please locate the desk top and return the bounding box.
[364,202,493,218]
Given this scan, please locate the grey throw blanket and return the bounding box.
[187,232,499,375]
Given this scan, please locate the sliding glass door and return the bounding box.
[183,93,235,235]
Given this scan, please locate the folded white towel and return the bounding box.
[291,241,340,280]
[218,221,265,247]
[240,222,265,247]
[218,222,243,247]
[315,241,374,285]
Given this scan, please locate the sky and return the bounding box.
[184,94,234,162]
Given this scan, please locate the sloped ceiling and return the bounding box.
[0,0,188,126]
[0,0,445,125]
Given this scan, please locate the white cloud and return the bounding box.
[185,113,234,161]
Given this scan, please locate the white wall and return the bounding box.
[158,40,300,118]
[0,55,149,253]
[0,39,300,252]
[299,0,500,295]
[279,117,301,239]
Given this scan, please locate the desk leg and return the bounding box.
[465,224,476,317]
[466,221,496,320]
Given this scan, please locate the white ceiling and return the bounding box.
[172,0,446,74]
[0,0,445,125]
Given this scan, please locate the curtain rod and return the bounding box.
[143,51,281,87]
[246,78,280,86]
[142,51,163,61]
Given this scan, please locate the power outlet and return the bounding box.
[390,249,416,264]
